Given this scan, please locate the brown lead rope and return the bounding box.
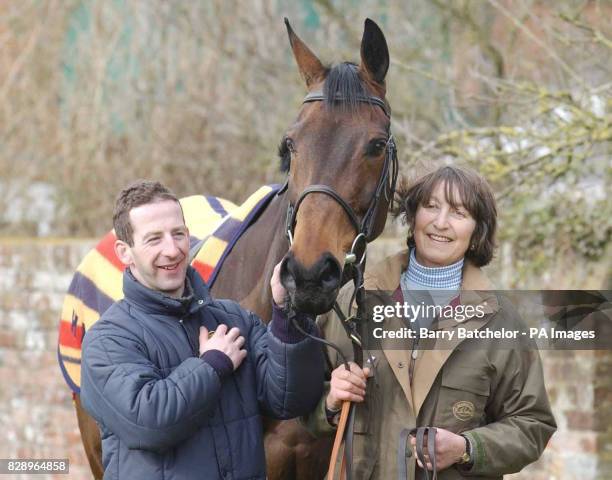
[328,401,352,480]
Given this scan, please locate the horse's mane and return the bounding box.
[323,62,367,113]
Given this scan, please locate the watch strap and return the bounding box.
[325,405,341,426]
[458,434,473,466]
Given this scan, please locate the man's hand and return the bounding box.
[409,427,467,471]
[325,362,371,411]
[200,325,247,370]
[270,261,287,308]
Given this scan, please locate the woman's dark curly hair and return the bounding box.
[392,165,497,267]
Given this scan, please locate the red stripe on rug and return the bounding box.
[95,232,124,271]
[59,320,85,349]
[192,260,214,282]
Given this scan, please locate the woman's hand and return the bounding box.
[326,362,371,411]
[410,428,467,471]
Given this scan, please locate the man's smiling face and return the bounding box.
[115,199,190,298]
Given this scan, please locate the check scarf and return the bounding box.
[402,248,464,290]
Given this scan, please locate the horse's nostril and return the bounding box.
[280,256,297,292]
[319,262,333,283]
[320,264,334,283]
[319,256,341,290]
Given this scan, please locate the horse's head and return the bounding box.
[280,18,397,314]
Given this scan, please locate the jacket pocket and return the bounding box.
[434,367,490,432]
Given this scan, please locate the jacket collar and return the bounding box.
[122,266,212,317]
[365,248,498,313]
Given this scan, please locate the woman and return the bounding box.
[304,166,556,479]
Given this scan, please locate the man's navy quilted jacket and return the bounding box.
[81,267,325,480]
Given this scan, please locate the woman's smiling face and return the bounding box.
[413,181,476,268]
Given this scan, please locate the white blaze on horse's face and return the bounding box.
[115,200,190,299]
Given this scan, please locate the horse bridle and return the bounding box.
[284,91,398,255]
[282,91,399,480]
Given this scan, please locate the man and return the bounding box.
[80,180,324,480]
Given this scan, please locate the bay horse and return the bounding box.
[65,18,395,480]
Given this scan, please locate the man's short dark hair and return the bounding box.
[393,165,497,267]
[113,180,180,246]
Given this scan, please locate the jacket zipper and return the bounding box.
[179,318,198,357]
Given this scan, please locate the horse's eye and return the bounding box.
[366,138,388,156]
[278,136,296,157]
[278,136,294,173]
[285,137,296,153]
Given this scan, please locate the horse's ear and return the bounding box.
[360,18,389,85]
[285,18,325,88]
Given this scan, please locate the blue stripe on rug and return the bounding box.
[67,271,115,314]
[214,217,244,243]
[205,196,228,217]
[189,235,201,249]
[57,346,80,394]
[60,354,82,364]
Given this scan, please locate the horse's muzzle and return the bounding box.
[280,251,342,314]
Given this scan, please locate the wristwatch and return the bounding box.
[325,405,341,426]
[458,435,472,465]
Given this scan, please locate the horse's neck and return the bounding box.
[210,192,289,322]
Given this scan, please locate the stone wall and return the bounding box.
[0,239,95,480]
[507,350,605,480]
[0,238,609,479]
